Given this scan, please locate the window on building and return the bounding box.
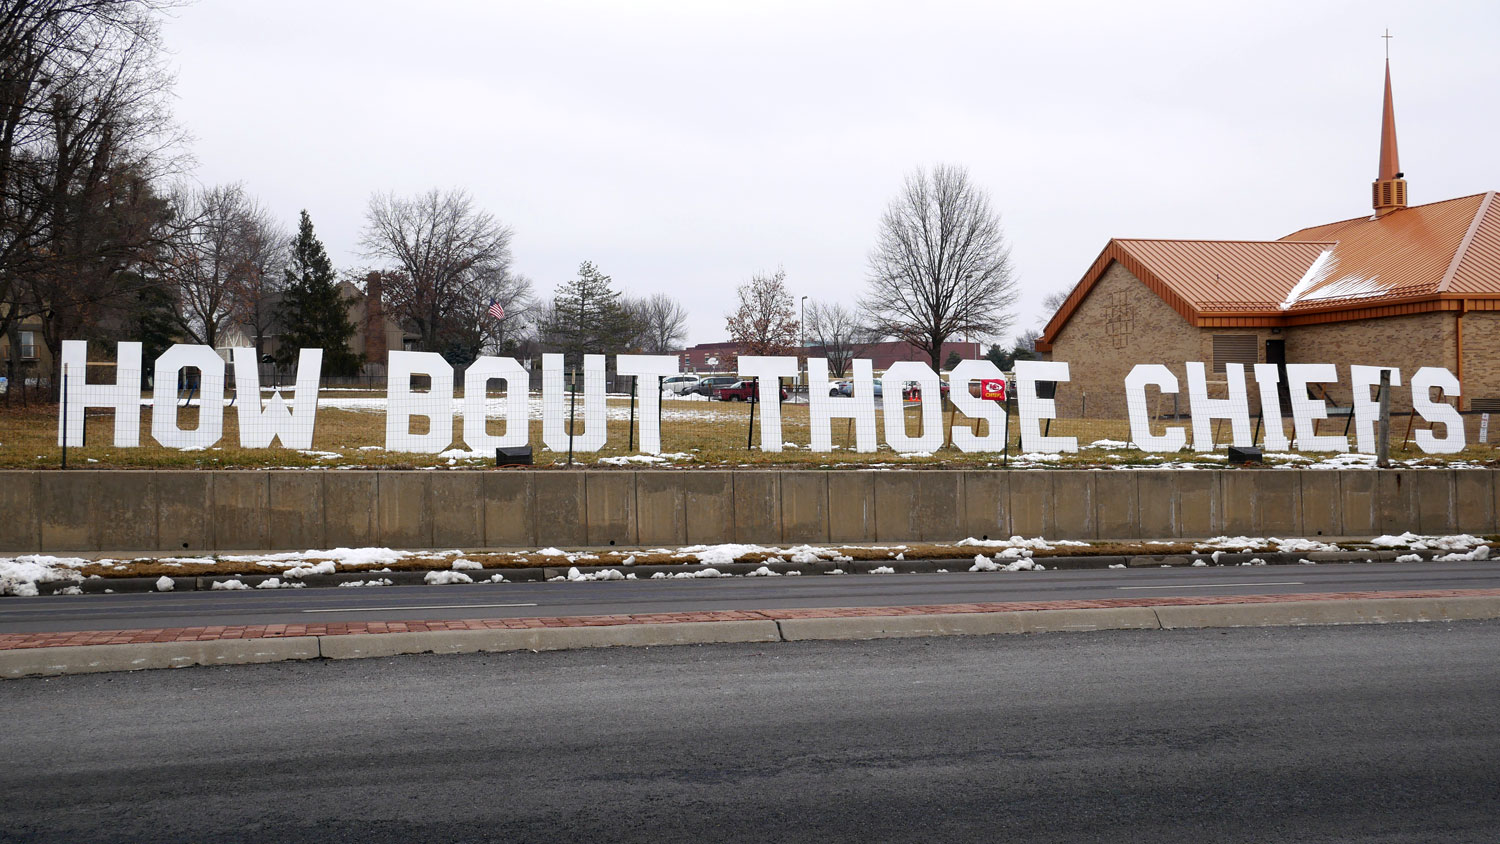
[1211,334,1257,374]
[19,330,37,360]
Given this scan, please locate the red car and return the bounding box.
[713,380,789,402]
[901,381,951,401]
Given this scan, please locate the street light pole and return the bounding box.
[800,295,807,350]
[800,296,808,387]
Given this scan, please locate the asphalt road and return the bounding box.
[2,560,1499,634]
[3,621,1498,843]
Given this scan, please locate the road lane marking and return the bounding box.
[1118,582,1303,590]
[301,603,539,613]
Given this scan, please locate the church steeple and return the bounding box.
[1372,47,1408,216]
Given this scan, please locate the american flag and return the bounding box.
[487,300,506,321]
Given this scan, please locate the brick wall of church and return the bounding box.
[1045,262,1207,418]
[1283,313,1455,413]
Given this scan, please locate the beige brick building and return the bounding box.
[1039,61,1499,419]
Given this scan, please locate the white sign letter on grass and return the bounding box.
[462,355,529,452]
[737,356,796,452]
[1285,363,1347,452]
[882,361,944,453]
[1124,364,1185,452]
[1253,364,1290,451]
[948,360,1007,452]
[1015,360,1077,453]
[1349,365,1401,454]
[806,358,878,452]
[542,353,607,453]
[616,354,679,454]
[386,351,454,453]
[1186,362,1253,451]
[1411,367,1465,454]
[58,340,142,447]
[233,347,322,449]
[152,344,225,449]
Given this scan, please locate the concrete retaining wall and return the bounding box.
[0,468,1493,554]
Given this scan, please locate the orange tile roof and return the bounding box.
[1038,190,1500,352]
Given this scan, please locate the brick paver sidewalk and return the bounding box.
[4,588,1497,651]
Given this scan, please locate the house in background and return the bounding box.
[1038,60,1500,417]
[0,317,51,389]
[214,272,416,371]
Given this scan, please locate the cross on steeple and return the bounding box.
[1383,28,1393,60]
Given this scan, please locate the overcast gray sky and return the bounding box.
[161,0,1500,346]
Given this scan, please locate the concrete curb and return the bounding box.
[1152,595,1500,629]
[775,607,1163,641]
[6,595,1500,679]
[0,636,320,679]
[318,620,782,660]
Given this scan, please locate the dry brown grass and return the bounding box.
[4,394,1497,470]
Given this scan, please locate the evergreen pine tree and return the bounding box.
[540,261,637,366]
[276,210,360,375]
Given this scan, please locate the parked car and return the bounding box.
[714,380,789,402]
[829,379,884,398]
[901,381,951,401]
[688,375,738,397]
[661,374,701,395]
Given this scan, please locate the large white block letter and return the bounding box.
[882,361,944,453]
[1124,364,1186,452]
[616,354,679,454]
[463,355,530,452]
[1349,365,1401,455]
[948,360,1007,452]
[1253,364,1290,451]
[233,347,322,449]
[386,351,454,453]
[542,353,607,453]
[1015,360,1077,453]
[1285,363,1347,452]
[807,358,878,453]
[152,344,225,450]
[736,356,797,452]
[1186,362,1253,451]
[58,340,142,447]
[1411,367,1465,454]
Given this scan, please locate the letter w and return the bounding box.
[232,348,323,449]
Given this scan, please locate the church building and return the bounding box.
[1037,59,1500,420]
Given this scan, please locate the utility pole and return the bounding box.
[1376,369,1391,468]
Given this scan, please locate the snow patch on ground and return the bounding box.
[970,554,1046,572]
[283,560,336,579]
[338,578,394,588]
[649,568,730,579]
[155,576,175,592]
[869,565,896,574]
[1370,532,1488,551]
[424,570,473,585]
[211,579,251,590]
[0,556,86,596]
[956,536,1087,550]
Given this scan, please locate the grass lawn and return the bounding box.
[2,391,1495,470]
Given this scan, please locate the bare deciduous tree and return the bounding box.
[1,0,185,393]
[627,292,689,354]
[805,300,880,378]
[360,188,515,359]
[861,164,1018,369]
[166,183,277,349]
